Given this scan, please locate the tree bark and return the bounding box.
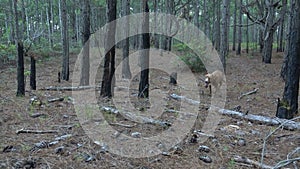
[245,0,249,53]
[153,0,160,49]
[13,0,25,96]
[80,0,90,86]
[30,56,36,90]
[236,0,242,55]
[232,0,237,51]
[60,0,69,81]
[213,0,220,51]
[279,0,300,119]
[121,0,132,79]
[138,0,150,98]
[100,0,117,97]
[220,0,229,72]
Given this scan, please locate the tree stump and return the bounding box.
[169,72,177,85]
[276,98,293,119]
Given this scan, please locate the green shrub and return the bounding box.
[0,44,16,63]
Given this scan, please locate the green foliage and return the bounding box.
[173,42,206,72]
[24,70,31,76]
[178,53,206,72]
[227,158,236,169]
[173,43,190,51]
[0,44,16,63]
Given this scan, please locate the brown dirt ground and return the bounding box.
[0,49,299,169]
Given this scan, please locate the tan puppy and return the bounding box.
[204,70,224,94]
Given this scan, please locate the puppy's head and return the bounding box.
[204,74,211,88]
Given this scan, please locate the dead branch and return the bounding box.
[233,155,273,169]
[30,113,47,118]
[40,86,100,91]
[16,128,58,134]
[273,157,300,169]
[169,93,200,105]
[218,109,300,130]
[110,123,136,128]
[238,88,259,99]
[261,116,300,166]
[48,97,64,103]
[170,93,300,130]
[100,106,171,127]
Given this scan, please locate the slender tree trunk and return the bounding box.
[153,0,160,49]
[262,0,275,63]
[203,0,209,36]
[138,0,150,98]
[193,0,199,28]
[220,0,229,72]
[9,0,15,44]
[80,0,90,86]
[13,0,25,96]
[30,56,36,90]
[60,0,69,81]
[232,0,237,51]
[246,0,249,53]
[277,0,287,52]
[121,0,132,79]
[236,0,242,55]
[100,0,117,97]
[20,0,26,37]
[214,0,221,51]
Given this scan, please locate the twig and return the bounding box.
[16,128,58,134]
[110,123,136,128]
[273,157,300,169]
[233,155,273,169]
[261,116,300,166]
[238,88,259,99]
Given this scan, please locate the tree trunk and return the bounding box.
[80,0,90,86]
[245,0,249,53]
[46,1,53,48]
[236,0,242,55]
[262,0,276,64]
[278,0,300,119]
[100,0,117,97]
[277,0,287,53]
[232,0,237,51]
[153,0,160,49]
[138,0,150,98]
[9,0,15,44]
[13,0,25,96]
[213,0,220,51]
[30,56,36,90]
[121,0,132,79]
[220,0,229,72]
[60,0,69,81]
[193,0,200,28]
[203,0,209,36]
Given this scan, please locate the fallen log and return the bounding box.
[48,97,64,103]
[40,86,100,91]
[169,93,300,130]
[218,109,300,130]
[100,106,171,127]
[16,128,58,134]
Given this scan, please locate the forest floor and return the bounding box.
[0,49,299,169]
